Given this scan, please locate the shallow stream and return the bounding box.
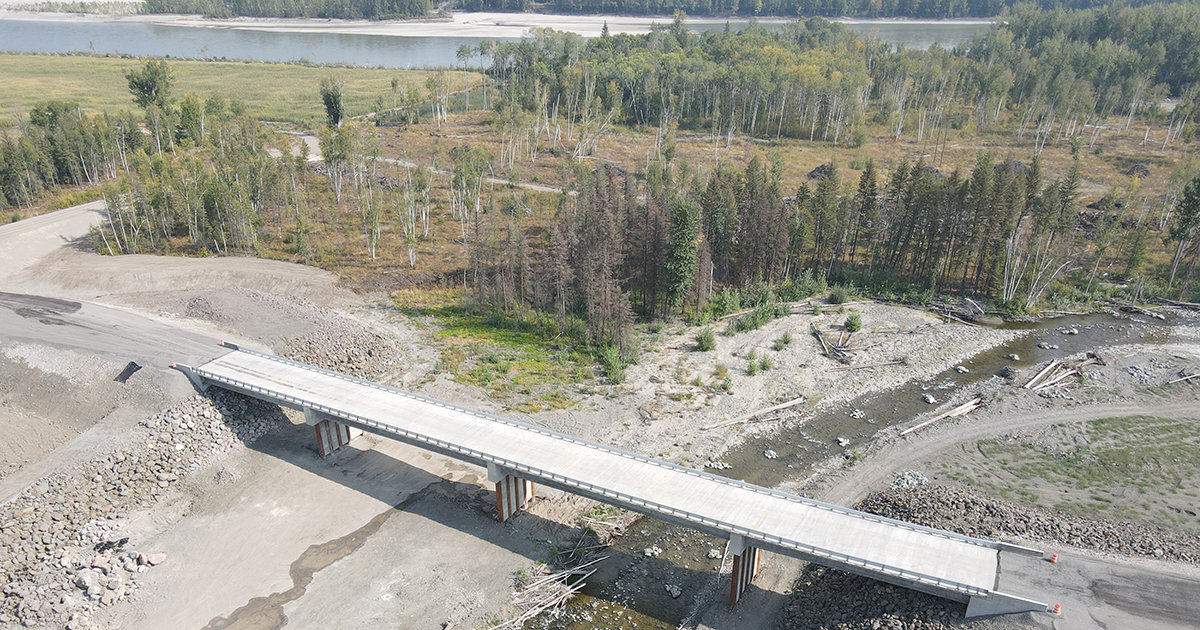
[556,310,1178,630]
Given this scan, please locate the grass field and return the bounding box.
[392,290,595,413]
[940,416,1200,531]
[0,53,470,126]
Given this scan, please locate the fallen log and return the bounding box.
[828,359,907,372]
[900,397,983,436]
[940,311,982,327]
[1024,361,1060,389]
[701,395,807,431]
[811,324,831,354]
[1159,298,1200,311]
[1168,372,1200,384]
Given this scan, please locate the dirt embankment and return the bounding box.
[9,203,1200,630]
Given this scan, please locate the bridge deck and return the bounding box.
[191,347,1005,601]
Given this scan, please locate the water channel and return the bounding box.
[0,14,990,68]
[562,310,1181,629]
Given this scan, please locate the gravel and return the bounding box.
[781,564,962,630]
[889,471,928,490]
[185,288,403,380]
[779,482,1200,630]
[0,390,285,630]
[858,483,1200,565]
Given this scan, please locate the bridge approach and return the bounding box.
[175,344,1050,617]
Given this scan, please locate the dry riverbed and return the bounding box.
[5,206,1200,630]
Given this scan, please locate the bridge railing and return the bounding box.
[193,348,999,597]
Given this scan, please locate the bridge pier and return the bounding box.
[304,407,362,458]
[728,534,761,605]
[488,462,534,522]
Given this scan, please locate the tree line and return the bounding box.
[457,0,1170,19]
[480,8,1200,164]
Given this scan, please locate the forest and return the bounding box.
[458,0,1170,19]
[139,0,1185,19]
[5,3,1200,366]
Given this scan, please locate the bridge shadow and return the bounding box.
[219,392,748,627]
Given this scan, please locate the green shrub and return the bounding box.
[9,213,19,223]
[828,285,849,304]
[772,331,793,351]
[648,321,664,334]
[813,304,822,315]
[746,360,760,376]
[714,362,728,379]
[759,355,774,371]
[599,344,627,384]
[709,287,741,318]
[845,312,862,333]
[725,301,788,335]
[695,327,716,351]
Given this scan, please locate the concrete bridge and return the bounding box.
[175,343,1050,617]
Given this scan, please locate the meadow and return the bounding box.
[0,53,460,125]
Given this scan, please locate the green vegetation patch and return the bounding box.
[396,292,592,412]
[0,54,445,126]
[951,416,1200,529]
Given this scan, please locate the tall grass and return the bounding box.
[0,53,449,126]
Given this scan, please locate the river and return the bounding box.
[564,309,1182,630]
[0,12,990,68]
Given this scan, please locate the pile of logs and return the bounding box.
[1168,371,1200,385]
[1108,299,1167,320]
[811,323,854,364]
[1024,353,1104,392]
[499,555,608,629]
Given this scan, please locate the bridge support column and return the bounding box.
[487,462,534,523]
[728,534,761,606]
[304,407,362,458]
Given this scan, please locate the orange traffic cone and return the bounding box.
[1050,553,1059,563]
[1052,604,1062,615]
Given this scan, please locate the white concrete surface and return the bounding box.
[189,346,1027,605]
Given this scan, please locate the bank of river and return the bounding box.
[0,11,990,67]
[554,310,1180,630]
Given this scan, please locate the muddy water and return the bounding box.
[552,312,1176,630]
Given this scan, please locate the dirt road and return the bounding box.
[796,397,1200,630]
[0,200,103,283]
[818,400,1200,506]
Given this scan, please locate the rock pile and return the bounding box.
[890,471,928,490]
[185,288,403,380]
[284,325,399,380]
[781,565,961,630]
[0,390,284,629]
[858,484,1200,564]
